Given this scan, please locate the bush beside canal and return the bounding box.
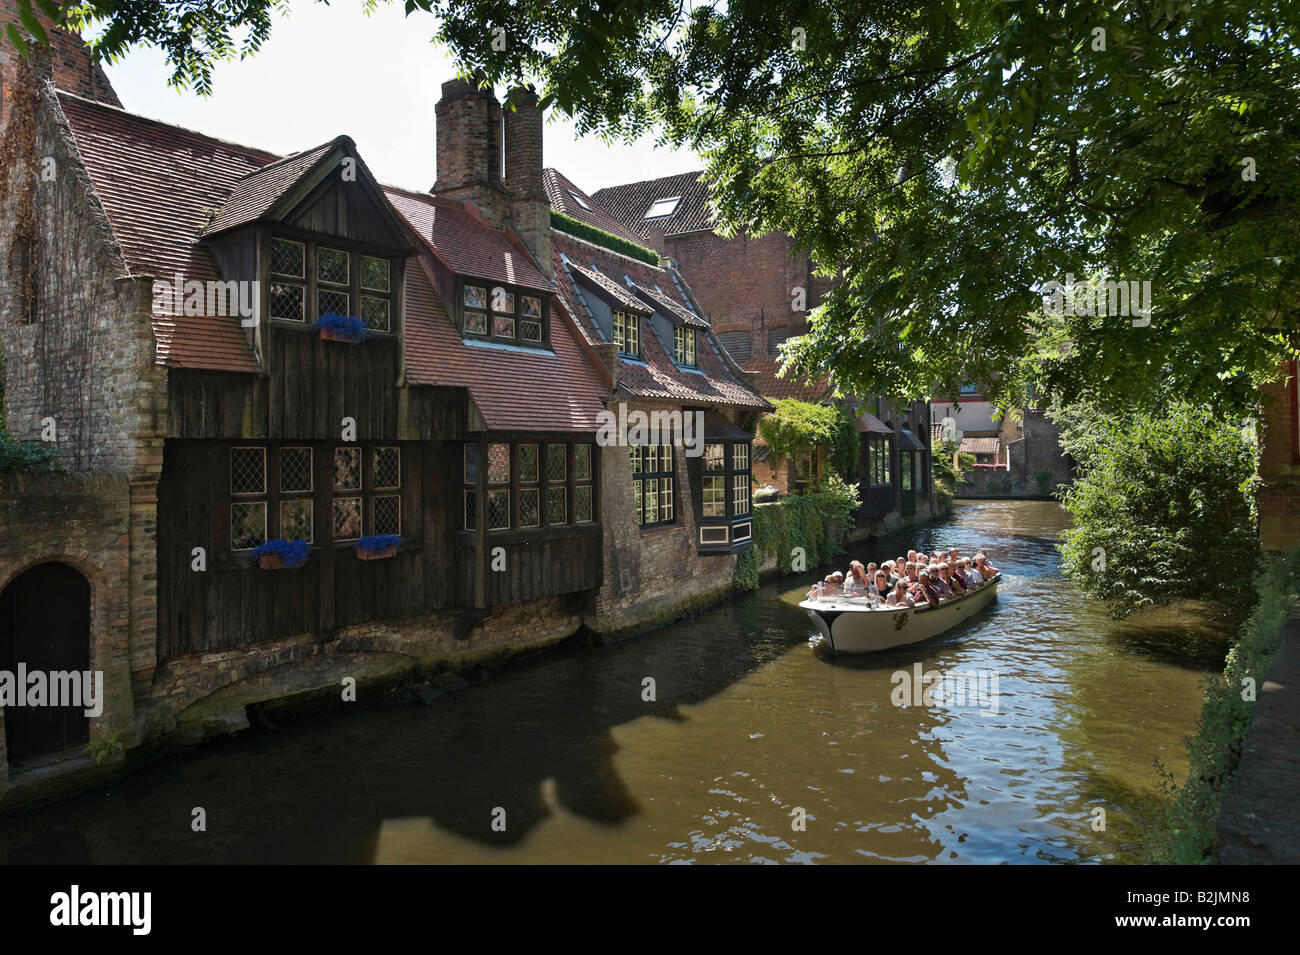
[733,474,860,591]
[1144,544,1300,863]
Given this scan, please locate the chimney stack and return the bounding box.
[503,85,551,277]
[433,73,508,229]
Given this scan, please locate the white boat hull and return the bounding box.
[800,575,1001,653]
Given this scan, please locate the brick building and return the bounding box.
[0,15,765,803]
[1259,360,1300,550]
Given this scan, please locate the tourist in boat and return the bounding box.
[907,549,919,565]
[894,556,907,581]
[948,547,961,565]
[886,579,914,608]
[960,557,983,588]
[940,561,967,596]
[904,562,919,584]
[807,570,845,600]
[975,552,999,580]
[914,570,941,609]
[843,562,871,598]
[882,560,900,588]
[872,570,891,603]
[929,564,953,598]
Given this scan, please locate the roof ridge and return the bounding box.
[592,169,707,196]
[56,90,282,163]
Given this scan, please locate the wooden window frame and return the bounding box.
[674,326,697,367]
[266,231,399,335]
[458,279,550,349]
[613,309,640,358]
[634,443,675,529]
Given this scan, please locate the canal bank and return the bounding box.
[0,501,1222,863]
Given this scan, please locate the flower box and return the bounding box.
[355,534,401,561]
[250,538,311,570]
[312,313,370,344]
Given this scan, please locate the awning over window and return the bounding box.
[856,412,894,435]
[897,428,926,452]
[960,436,1000,455]
[703,411,753,442]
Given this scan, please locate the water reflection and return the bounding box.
[0,501,1217,864]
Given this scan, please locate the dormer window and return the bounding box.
[266,234,395,333]
[674,326,696,367]
[461,281,547,347]
[644,196,681,219]
[613,310,639,358]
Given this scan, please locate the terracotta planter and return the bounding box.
[355,544,397,561]
[257,553,286,570]
[320,328,362,343]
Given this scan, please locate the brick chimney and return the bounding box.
[502,85,551,277]
[433,74,508,229]
[0,0,120,123]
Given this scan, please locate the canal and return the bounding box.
[0,500,1227,864]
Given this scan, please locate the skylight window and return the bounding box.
[644,196,681,219]
[568,190,592,211]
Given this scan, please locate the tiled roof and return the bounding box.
[552,231,768,411]
[857,412,893,435]
[543,168,647,245]
[961,437,1000,455]
[631,283,708,329]
[593,170,715,238]
[201,140,340,236]
[385,188,552,292]
[931,424,946,444]
[742,353,834,402]
[400,258,608,432]
[567,262,653,315]
[58,93,272,373]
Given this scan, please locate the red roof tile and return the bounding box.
[384,188,552,292]
[401,258,609,432]
[543,168,648,245]
[741,353,833,402]
[201,140,340,236]
[552,232,768,411]
[58,93,272,373]
[593,170,715,238]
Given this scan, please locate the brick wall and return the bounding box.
[433,77,509,229]
[590,400,739,635]
[0,0,119,125]
[1259,365,1300,550]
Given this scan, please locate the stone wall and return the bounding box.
[589,400,740,636]
[0,472,136,788]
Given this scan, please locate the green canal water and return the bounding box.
[0,500,1226,864]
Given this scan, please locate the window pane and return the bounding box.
[659,477,673,522]
[492,315,516,338]
[491,288,516,314]
[333,497,362,540]
[269,282,304,321]
[465,311,488,334]
[521,296,542,318]
[643,479,658,523]
[464,489,477,530]
[686,331,696,365]
[270,238,304,278]
[574,445,592,481]
[662,445,673,471]
[334,447,360,490]
[373,495,400,536]
[519,444,538,484]
[281,447,312,493]
[575,485,592,523]
[360,295,390,332]
[629,445,642,474]
[464,285,486,309]
[703,443,725,471]
[318,288,350,319]
[547,444,566,482]
[231,447,265,494]
[463,444,478,485]
[547,486,567,524]
[318,247,349,285]
[633,479,643,524]
[733,444,749,472]
[488,489,511,529]
[521,320,542,342]
[644,444,658,473]
[373,447,401,489]
[361,255,390,292]
[488,443,510,484]
[280,499,313,542]
[519,487,540,527]
[231,501,266,550]
[733,474,750,515]
[703,476,725,517]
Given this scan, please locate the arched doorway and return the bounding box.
[0,562,91,766]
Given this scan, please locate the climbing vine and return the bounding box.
[733,472,860,590]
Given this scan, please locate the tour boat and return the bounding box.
[800,574,1001,654]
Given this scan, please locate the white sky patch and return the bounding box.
[96,0,702,193]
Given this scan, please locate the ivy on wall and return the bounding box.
[733,473,860,590]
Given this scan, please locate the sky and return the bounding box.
[97,0,702,195]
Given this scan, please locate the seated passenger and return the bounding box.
[940,561,966,596]
[975,552,999,580]
[843,562,871,598]
[882,560,900,588]
[872,570,891,603]
[807,570,845,600]
[914,570,941,609]
[887,580,915,607]
[929,565,953,598]
[960,558,983,588]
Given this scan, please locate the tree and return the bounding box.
[12,1,1299,414]
[755,398,858,482]
[1055,401,1259,621]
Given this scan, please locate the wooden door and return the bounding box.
[0,563,91,765]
